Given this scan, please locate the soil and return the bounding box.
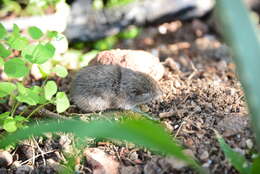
[0,17,256,173]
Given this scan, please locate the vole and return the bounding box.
[70,65,162,112]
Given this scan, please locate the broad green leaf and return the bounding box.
[7,34,29,51]
[4,58,29,78]
[16,84,40,105]
[31,43,55,64]
[31,86,42,94]
[16,85,40,105]
[215,130,251,174]
[44,81,57,100]
[0,118,205,173]
[3,117,17,132]
[0,112,10,126]
[32,86,47,104]
[16,92,39,105]
[251,157,260,174]
[47,31,58,38]
[14,115,28,122]
[13,24,20,35]
[0,112,10,120]
[53,65,68,78]
[0,57,4,66]
[0,82,16,97]
[56,92,70,113]
[21,44,36,63]
[16,83,27,95]
[28,26,43,40]
[0,43,11,58]
[0,23,7,39]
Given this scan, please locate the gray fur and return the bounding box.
[70,65,162,112]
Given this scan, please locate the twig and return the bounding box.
[32,136,46,166]
[20,150,55,165]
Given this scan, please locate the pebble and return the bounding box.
[89,49,165,80]
[0,150,13,167]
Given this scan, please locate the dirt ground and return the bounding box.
[0,17,256,174]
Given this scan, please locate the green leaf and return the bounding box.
[31,43,55,64]
[251,157,260,174]
[16,93,39,105]
[4,58,29,78]
[21,44,36,62]
[53,65,68,78]
[0,112,10,120]
[118,26,141,39]
[16,84,40,105]
[13,24,20,35]
[0,43,11,58]
[32,86,47,104]
[94,36,118,51]
[215,130,251,174]
[0,23,7,39]
[16,83,27,95]
[56,92,70,113]
[3,117,17,132]
[0,57,4,66]
[0,82,16,97]
[44,81,57,101]
[14,115,28,122]
[47,31,58,38]
[0,118,205,173]
[28,26,43,40]
[7,35,29,51]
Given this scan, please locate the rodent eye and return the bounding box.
[132,89,146,96]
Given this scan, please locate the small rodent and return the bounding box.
[70,65,162,112]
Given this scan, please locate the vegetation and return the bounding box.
[0,24,69,132]
[0,0,63,17]
[0,0,260,173]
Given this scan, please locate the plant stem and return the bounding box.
[27,102,51,118]
[11,101,20,117]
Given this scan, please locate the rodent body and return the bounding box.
[70,65,162,112]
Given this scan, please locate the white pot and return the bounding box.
[1,2,70,32]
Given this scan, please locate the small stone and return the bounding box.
[120,166,142,174]
[0,150,13,167]
[16,165,33,174]
[89,49,165,80]
[59,135,72,153]
[246,139,253,149]
[199,151,209,161]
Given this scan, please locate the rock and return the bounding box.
[84,148,119,174]
[120,166,142,174]
[16,165,33,174]
[217,115,249,137]
[66,0,215,41]
[89,49,165,80]
[0,150,13,167]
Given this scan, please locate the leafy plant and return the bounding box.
[0,23,70,132]
[215,0,260,173]
[215,130,252,174]
[0,118,207,174]
[0,0,63,18]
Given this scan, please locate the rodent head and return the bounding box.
[120,68,163,108]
